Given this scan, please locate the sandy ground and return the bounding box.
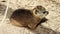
[0,0,60,34]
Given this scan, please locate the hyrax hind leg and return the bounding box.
[10,18,25,27]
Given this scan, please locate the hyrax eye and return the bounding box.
[43,11,49,14]
[43,11,46,14]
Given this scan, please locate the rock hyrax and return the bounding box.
[10,6,48,29]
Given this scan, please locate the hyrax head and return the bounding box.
[33,6,48,19]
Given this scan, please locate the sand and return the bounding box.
[0,0,60,34]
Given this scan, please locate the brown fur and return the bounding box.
[10,6,48,29]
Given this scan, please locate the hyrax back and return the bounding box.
[10,6,48,29]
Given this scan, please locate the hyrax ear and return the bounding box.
[32,9,40,17]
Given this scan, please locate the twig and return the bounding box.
[0,0,9,25]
